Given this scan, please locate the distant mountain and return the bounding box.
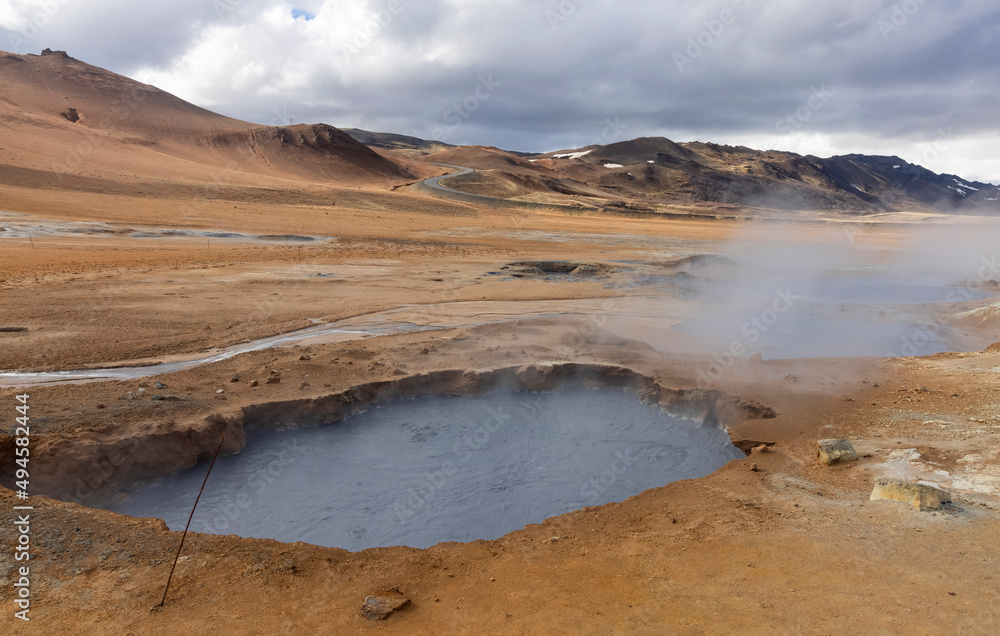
[519,137,1000,214]
[342,128,454,155]
[0,49,413,190]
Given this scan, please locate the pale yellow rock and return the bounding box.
[817,439,858,465]
[870,479,952,510]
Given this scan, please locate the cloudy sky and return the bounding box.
[3,0,999,183]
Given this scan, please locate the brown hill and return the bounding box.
[423,145,545,172]
[0,49,413,191]
[422,145,605,199]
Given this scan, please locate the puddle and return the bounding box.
[111,388,742,551]
[0,212,334,243]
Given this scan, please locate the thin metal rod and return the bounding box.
[158,432,226,607]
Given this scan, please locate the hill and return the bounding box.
[526,137,1000,214]
[342,128,453,156]
[0,49,413,192]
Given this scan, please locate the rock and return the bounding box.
[269,369,280,376]
[733,439,776,455]
[266,376,281,384]
[361,590,410,621]
[888,448,921,462]
[216,389,224,394]
[153,381,167,389]
[136,388,147,395]
[230,375,241,383]
[516,363,558,392]
[299,354,311,361]
[150,395,181,402]
[870,479,952,510]
[119,392,137,401]
[249,380,259,387]
[817,439,858,465]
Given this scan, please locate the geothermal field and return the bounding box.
[2,7,1000,634]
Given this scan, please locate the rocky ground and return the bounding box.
[1,185,999,634]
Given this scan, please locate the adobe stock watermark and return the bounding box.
[754,82,834,158]
[758,84,834,153]
[178,105,297,218]
[696,287,800,386]
[579,448,636,504]
[889,254,999,357]
[587,116,628,147]
[673,0,752,73]
[915,125,955,166]
[773,85,833,134]
[393,404,514,523]
[50,84,149,179]
[341,0,405,61]
[214,0,248,19]
[546,0,593,31]
[59,437,142,504]
[431,75,502,143]
[553,297,622,359]
[200,437,306,535]
[5,0,74,54]
[878,0,930,41]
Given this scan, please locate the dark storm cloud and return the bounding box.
[1,0,997,180]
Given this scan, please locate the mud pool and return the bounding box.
[112,388,743,551]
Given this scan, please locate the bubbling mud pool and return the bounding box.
[112,388,743,551]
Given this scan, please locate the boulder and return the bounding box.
[870,479,952,510]
[817,439,858,465]
[361,590,410,621]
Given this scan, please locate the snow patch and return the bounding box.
[893,165,901,169]
[604,163,624,169]
[647,160,655,164]
[552,150,592,160]
[953,178,980,191]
